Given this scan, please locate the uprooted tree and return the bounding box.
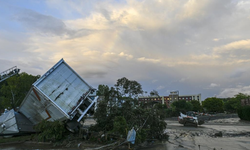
[90,77,168,144]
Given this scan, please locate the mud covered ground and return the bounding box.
[0,114,250,150]
[143,114,250,150]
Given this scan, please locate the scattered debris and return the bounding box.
[178,111,204,127]
[214,131,223,137]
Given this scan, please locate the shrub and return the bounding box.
[34,120,67,142]
[112,116,128,137]
[237,106,250,121]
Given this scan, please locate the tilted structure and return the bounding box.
[0,59,98,135]
[0,66,20,83]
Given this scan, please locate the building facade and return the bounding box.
[138,91,201,108]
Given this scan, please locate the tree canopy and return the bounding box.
[149,90,160,97]
[92,77,168,143]
[114,77,143,98]
[202,97,224,113]
[171,100,193,114]
[0,72,40,111]
[190,100,202,112]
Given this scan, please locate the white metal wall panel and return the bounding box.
[19,88,67,124]
[35,62,91,114]
[19,59,93,124]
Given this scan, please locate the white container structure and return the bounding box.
[0,109,35,136]
[18,58,98,124]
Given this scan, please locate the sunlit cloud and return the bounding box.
[218,85,250,98]
[1,0,250,100]
[210,83,220,88]
[137,57,160,63]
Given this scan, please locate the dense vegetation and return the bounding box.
[202,97,224,113]
[90,77,168,144]
[237,106,250,121]
[34,120,67,142]
[0,72,40,112]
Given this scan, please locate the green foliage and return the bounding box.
[190,100,202,112]
[171,100,193,114]
[92,77,167,144]
[237,106,250,121]
[223,98,241,113]
[149,90,160,97]
[112,116,128,137]
[114,77,143,98]
[0,72,40,110]
[234,93,249,101]
[202,97,224,113]
[97,84,110,98]
[34,120,67,142]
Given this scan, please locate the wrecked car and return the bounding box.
[178,111,204,127]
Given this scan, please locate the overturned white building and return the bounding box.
[0,59,98,135]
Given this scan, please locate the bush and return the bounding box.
[34,120,67,142]
[112,116,128,137]
[237,106,250,121]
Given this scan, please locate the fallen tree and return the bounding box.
[90,78,168,145]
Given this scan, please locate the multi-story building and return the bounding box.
[138,91,201,108]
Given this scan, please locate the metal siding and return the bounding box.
[19,59,93,124]
[35,62,90,114]
[19,88,66,124]
[0,110,19,134]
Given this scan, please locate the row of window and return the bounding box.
[139,97,194,101]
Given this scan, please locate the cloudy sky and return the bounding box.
[1,0,250,100]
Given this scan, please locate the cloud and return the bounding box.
[210,83,220,88]
[217,85,250,98]
[229,68,247,78]
[1,0,250,100]
[214,39,250,53]
[137,57,160,63]
[157,85,165,90]
[119,52,133,60]
[13,8,73,36]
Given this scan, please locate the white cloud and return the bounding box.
[119,52,133,60]
[137,57,160,63]
[217,85,250,98]
[214,39,250,53]
[152,80,158,83]
[1,0,250,100]
[213,38,220,41]
[157,85,165,90]
[210,83,220,88]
